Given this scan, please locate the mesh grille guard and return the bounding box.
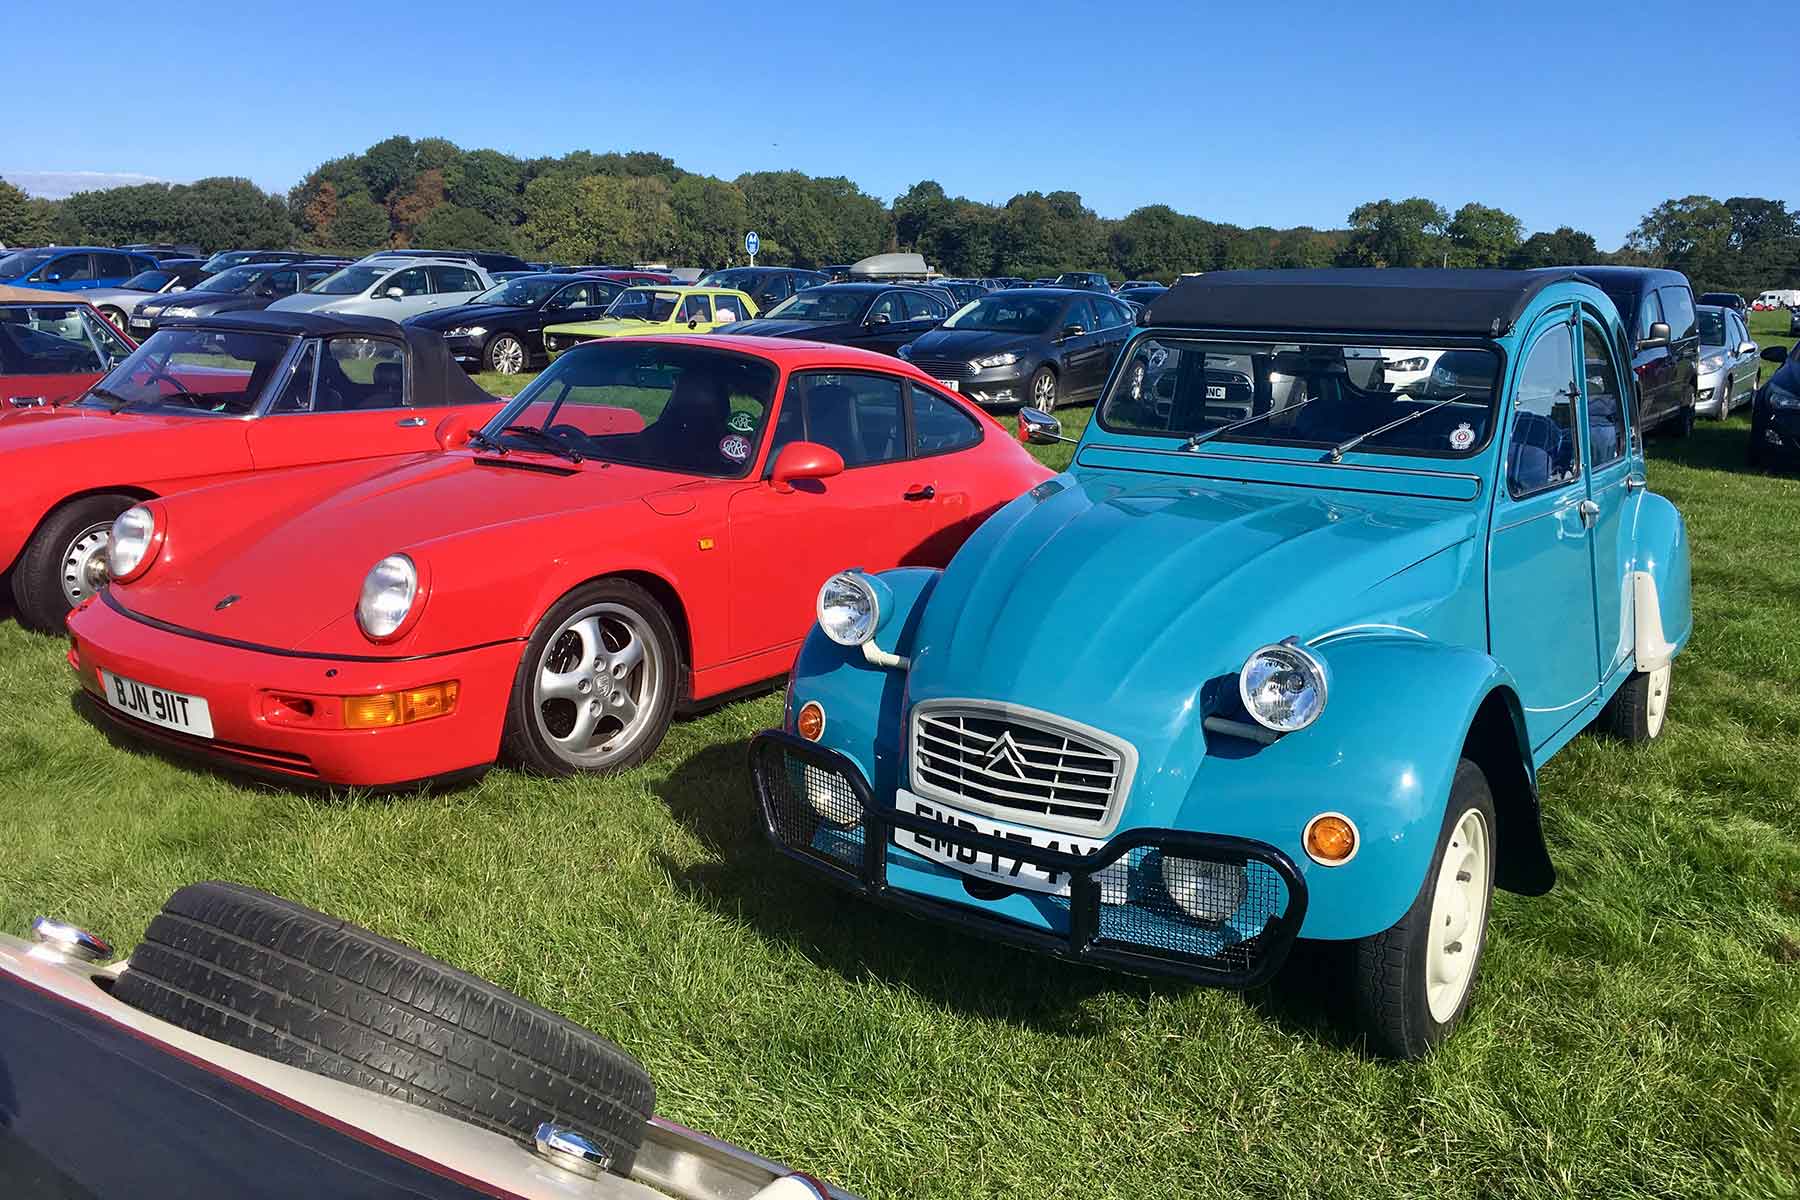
[749,730,1309,990]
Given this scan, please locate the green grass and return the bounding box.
[3,315,1797,1199]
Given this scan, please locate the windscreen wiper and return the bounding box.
[467,429,507,455]
[90,386,137,412]
[1321,393,1469,463]
[501,424,584,463]
[1184,395,1317,450]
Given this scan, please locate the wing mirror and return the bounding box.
[434,412,474,449]
[1763,345,1789,365]
[770,441,845,491]
[384,287,405,300]
[866,313,891,327]
[687,318,700,330]
[1636,321,1670,351]
[1017,407,1073,445]
[1738,341,1757,356]
[1061,324,1086,339]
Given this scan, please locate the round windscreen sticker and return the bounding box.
[1449,423,1476,451]
[726,410,755,433]
[719,434,751,462]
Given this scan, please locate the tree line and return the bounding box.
[1,134,1795,297]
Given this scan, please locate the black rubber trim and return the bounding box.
[101,588,525,663]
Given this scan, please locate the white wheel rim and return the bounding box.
[1425,806,1490,1024]
[1034,372,1055,407]
[59,521,113,608]
[1645,664,1671,738]
[532,602,661,768]
[493,337,524,374]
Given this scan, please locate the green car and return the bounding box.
[543,286,759,355]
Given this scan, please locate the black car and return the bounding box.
[695,267,830,313]
[1053,271,1112,291]
[1574,266,1700,437]
[1749,345,1800,469]
[1117,284,1168,310]
[933,279,988,307]
[1698,291,1747,316]
[363,248,532,275]
[723,282,952,356]
[123,243,205,262]
[1789,308,1800,338]
[405,273,625,375]
[197,249,316,274]
[899,287,1137,410]
[85,259,212,332]
[131,261,345,337]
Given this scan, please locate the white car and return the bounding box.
[78,260,210,333]
[269,258,493,321]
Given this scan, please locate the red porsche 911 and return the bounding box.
[67,335,1051,785]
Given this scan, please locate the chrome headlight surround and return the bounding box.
[356,553,421,641]
[972,351,1020,370]
[444,325,487,338]
[1768,382,1800,411]
[1238,638,1329,734]
[162,306,197,319]
[1699,352,1726,373]
[816,570,888,647]
[105,504,161,583]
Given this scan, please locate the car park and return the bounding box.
[0,301,134,417]
[1696,304,1758,417]
[725,282,951,356]
[752,268,1691,1059]
[407,272,625,375]
[66,334,1049,785]
[1749,344,1800,468]
[0,247,158,292]
[270,258,493,321]
[542,286,758,354]
[1577,265,1700,437]
[696,267,831,312]
[0,310,500,631]
[900,287,1136,410]
[131,260,345,337]
[81,258,213,333]
[3,886,858,1199]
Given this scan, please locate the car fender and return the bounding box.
[1180,635,1547,941]
[1627,491,1691,670]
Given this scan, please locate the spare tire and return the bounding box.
[112,882,654,1175]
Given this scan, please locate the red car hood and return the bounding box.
[122,451,706,653]
[0,405,200,447]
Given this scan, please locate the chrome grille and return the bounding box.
[907,356,976,381]
[909,701,1133,837]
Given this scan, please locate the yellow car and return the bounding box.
[542,286,758,355]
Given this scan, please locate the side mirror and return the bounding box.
[1738,341,1757,356]
[1017,407,1071,445]
[434,412,474,449]
[385,287,405,300]
[687,318,699,329]
[172,285,187,292]
[1763,345,1789,365]
[44,273,62,283]
[770,441,845,491]
[866,313,891,327]
[1061,324,1085,339]
[1636,321,1670,350]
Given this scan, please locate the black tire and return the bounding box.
[1598,662,1670,743]
[501,577,681,776]
[1672,400,1696,438]
[1028,365,1058,412]
[484,333,528,375]
[1349,759,1496,1059]
[10,492,136,632]
[112,882,655,1175]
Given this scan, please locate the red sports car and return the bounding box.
[1,309,500,631]
[67,334,1052,786]
[0,299,135,419]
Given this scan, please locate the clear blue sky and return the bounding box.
[11,0,1785,248]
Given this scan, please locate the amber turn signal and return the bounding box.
[342,681,459,730]
[795,701,826,741]
[1303,813,1358,866]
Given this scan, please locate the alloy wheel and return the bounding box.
[491,336,525,375]
[532,602,662,769]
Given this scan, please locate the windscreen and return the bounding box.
[763,288,867,321]
[81,327,294,416]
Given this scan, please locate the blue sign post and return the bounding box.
[745,230,760,266]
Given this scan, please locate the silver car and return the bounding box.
[268,258,492,321]
[1696,304,1759,418]
[79,260,209,334]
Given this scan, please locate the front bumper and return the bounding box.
[1753,404,1800,465]
[749,731,1308,988]
[67,593,521,786]
[441,332,487,365]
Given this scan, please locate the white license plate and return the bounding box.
[101,669,213,738]
[893,788,1100,896]
[934,378,959,392]
[130,318,150,328]
[1205,384,1227,400]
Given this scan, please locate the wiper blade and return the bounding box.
[1322,393,1469,463]
[467,429,508,455]
[501,424,584,463]
[1185,395,1317,449]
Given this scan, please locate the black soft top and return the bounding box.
[1145,268,1599,337]
[159,309,497,406]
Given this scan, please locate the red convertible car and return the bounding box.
[0,299,135,418]
[67,335,1050,786]
[2,310,501,631]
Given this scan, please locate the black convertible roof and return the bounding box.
[1145,268,1595,337]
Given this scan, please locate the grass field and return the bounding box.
[3,314,1797,1199]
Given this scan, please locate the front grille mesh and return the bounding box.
[912,708,1121,831]
[754,740,865,874]
[1095,847,1286,973]
[907,356,975,381]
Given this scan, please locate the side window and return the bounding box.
[429,266,481,294]
[1508,322,1580,498]
[269,271,298,295]
[868,292,904,324]
[911,384,981,456]
[774,371,906,468]
[1659,287,1697,342]
[94,253,133,278]
[547,282,594,310]
[903,290,946,322]
[317,337,407,410]
[269,343,319,413]
[712,294,746,324]
[382,268,430,297]
[1635,289,1663,341]
[1066,298,1099,334]
[1581,318,1627,469]
[679,293,713,323]
[48,254,96,282]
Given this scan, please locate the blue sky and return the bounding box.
[11,1,1784,247]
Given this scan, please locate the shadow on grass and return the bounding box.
[1645,415,1761,475]
[653,737,1369,1051]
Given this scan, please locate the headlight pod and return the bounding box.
[105,504,163,583]
[1700,353,1726,372]
[1385,355,1429,373]
[163,306,196,319]
[445,325,486,338]
[356,553,425,641]
[972,351,1020,370]
[816,570,890,646]
[1238,639,1328,734]
[1768,383,1800,411]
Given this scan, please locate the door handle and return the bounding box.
[902,484,936,501]
[1624,474,1647,492]
[396,416,428,427]
[1577,499,1600,529]
[7,395,47,409]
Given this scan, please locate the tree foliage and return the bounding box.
[0,176,55,247]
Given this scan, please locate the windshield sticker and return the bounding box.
[727,410,755,433]
[719,434,751,462]
[1449,423,1476,451]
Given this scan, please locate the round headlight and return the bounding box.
[1161,855,1248,925]
[106,505,157,581]
[356,554,418,640]
[816,571,879,646]
[1238,640,1328,733]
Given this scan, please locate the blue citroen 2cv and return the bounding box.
[749,269,1691,1058]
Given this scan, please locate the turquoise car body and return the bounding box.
[752,271,1692,984]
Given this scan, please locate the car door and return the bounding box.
[1,306,133,408]
[678,293,715,331]
[725,368,927,658]
[371,267,434,319]
[1658,285,1699,421]
[895,290,949,355]
[30,253,91,291]
[1575,310,1637,683]
[848,291,906,353]
[904,380,993,562]
[1729,310,1758,400]
[1486,314,1603,751]
[264,270,300,303]
[1091,298,1134,391]
[1629,288,1675,431]
[1059,298,1108,397]
[427,265,485,313]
